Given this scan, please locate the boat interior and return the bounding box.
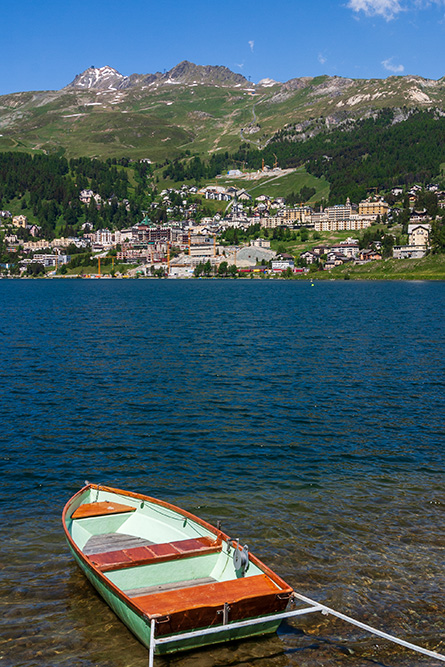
[66,488,289,626]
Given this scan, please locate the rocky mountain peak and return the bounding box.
[65,61,249,91]
[66,66,128,90]
[282,77,314,92]
[162,61,248,87]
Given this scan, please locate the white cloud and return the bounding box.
[235,62,244,69]
[318,53,327,65]
[346,0,445,19]
[346,0,403,20]
[382,57,405,72]
[248,40,254,52]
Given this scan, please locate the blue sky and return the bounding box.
[1,0,444,94]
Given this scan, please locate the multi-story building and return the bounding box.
[312,245,330,257]
[260,217,281,229]
[117,242,168,264]
[300,250,317,264]
[52,237,83,249]
[393,245,427,259]
[392,223,431,259]
[358,198,389,216]
[329,241,359,258]
[146,227,173,243]
[27,225,41,237]
[325,198,353,222]
[408,223,431,247]
[114,228,134,244]
[358,249,382,262]
[12,215,28,228]
[237,190,252,202]
[23,240,48,252]
[204,189,232,202]
[33,254,70,267]
[278,206,313,225]
[324,252,350,269]
[94,229,113,245]
[313,215,373,232]
[188,245,218,258]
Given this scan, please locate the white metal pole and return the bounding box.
[292,592,445,663]
[148,618,156,667]
[154,604,323,646]
[147,594,445,664]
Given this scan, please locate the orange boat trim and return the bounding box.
[71,500,136,519]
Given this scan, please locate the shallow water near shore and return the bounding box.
[0,280,444,667]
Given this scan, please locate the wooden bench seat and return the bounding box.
[72,501,136,519]
[132,574,292,636]
[83,533,154,556]
[88,536,221,571]
[125,576,217,598]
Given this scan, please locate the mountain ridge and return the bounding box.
[0,61,444,162]
[65,61,249,90]
[64,62,445,92]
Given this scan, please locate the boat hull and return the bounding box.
[69,543,152,647]
[63,484,292,655]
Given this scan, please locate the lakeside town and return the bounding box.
[0,174,443,278]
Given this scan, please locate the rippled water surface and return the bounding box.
[0,280,444,667]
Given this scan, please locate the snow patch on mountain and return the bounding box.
[66,66,128,90]
[258,78,280,87]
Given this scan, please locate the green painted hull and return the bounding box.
[155,620,283,655]
[69,544,282,653]
[70,545,150,646]
[63,484,292,656]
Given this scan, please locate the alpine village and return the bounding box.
[1,62,444,280]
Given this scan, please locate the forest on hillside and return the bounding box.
[164,110,445,202]
[0,154,148,239]
[0,109,444,242]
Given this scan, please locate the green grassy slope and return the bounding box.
[323,254,445,280]
[214,167,329,201]
[245,168,329,201]
[1,74,444,161]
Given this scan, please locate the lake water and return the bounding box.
[0,279,443,667]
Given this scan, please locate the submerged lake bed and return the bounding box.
[0,280,444,666]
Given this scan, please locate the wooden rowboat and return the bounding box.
[63,484,445,664]
[62,483,294,659]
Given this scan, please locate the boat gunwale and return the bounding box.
[62,483,293,630]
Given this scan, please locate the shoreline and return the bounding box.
[2,274,444,282]
[2,254,444,282]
